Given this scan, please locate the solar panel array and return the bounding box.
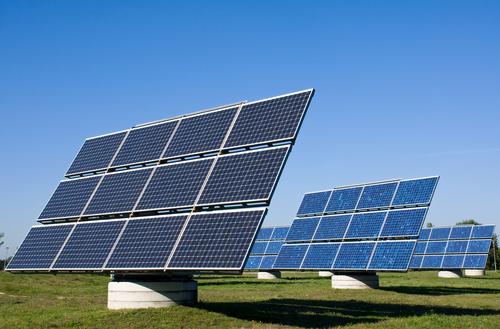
[8,89,314,272]
[410,225,495,270]
[273,177,439,272]
[244,226,290,271]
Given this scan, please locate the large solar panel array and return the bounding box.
[273,176,439,272]
[244,226,290,271]
[7,89,314,272]
[410,225,495,270]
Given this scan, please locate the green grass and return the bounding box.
[0,271,499,328]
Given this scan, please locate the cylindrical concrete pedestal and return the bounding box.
[257,271,281,279]
[438,270,462,278]
[331,274,379,289]
[108,280,197,309]
[464,269,485,277]
[318,271,333,277]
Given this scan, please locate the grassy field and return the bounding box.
[0,271,499,329]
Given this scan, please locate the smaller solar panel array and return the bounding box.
[274,177,439,272]
[245,226,289,271]
[410,225,495,270]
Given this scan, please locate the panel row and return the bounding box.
[244,226,289,270]
[418,225,495,241]
[272,240,416,271]
[410,254,488,269]
[286,208,428,242]
[40,146,290,220]
[8,209,266,271]
[66,90,314,176]
[296,176,439,217]
[413,239,491,255]
[255,226,290,241]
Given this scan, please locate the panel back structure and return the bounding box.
[273,176,439,272]
[244,226,290,271]
[410,224,495,270]
[7,89,314,273]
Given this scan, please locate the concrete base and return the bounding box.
[257,271,281,279]
[318,271,334,277]
[331,273,379,289]
[108,279,197,309]
[438,270,462,278]
[464,269,485,277]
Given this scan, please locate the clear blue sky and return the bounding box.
[1,1,499,255]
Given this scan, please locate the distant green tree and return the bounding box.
[456,219,481,225]
[426,223,433,228]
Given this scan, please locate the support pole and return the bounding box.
[257,271,281,279]
[438,270,462,278]
[331,273,379,289]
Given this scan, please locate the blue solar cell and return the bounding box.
[301,243,339,269]
[256,228,273,240]
[419,228,431,240]
[325,187,362,213]
[168,210,265,269]
[442,255,465,269]
[429,227,451,240]
[39,176,101,220]
[313,214,351,241]
[414,241,427,254]
[164,107,237,158]
[356,182,398,209]
[286,217,320,242]
[471,225,495,238]
[224,90,313,148]
[467,240,491,253]
[463,254,488,269]
[392,177,438,206]
[421,255,443,268]
[198,147,289,205]
[105,216,187,269]
[265,241,283,254]
[244,256,262,270]
[251,242,268,254]
[112,121,177,167]
[368,241,416,270]
[136,159,213,211]
[296,191,331,216]
[53,221,125,269]
[410,255,423,268]
[66,131,126,176]
[273,244,308,269]
[426,241,447,254]
[345,212,386,239]
[446,240,468,253]
[449,226,473,239]
[260,256,277,269]
[84,168,153,216]
[333,242,375,270]
[6,224,73,270]
[271,227,289,240]
[380,208,427,238]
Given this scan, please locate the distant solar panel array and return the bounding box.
[410,225,495,270]
[244,226,289,271]
[7,89,314,272]
[273,177,439,271]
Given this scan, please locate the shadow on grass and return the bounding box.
[381,285,500,296]
[195,298,500,328]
